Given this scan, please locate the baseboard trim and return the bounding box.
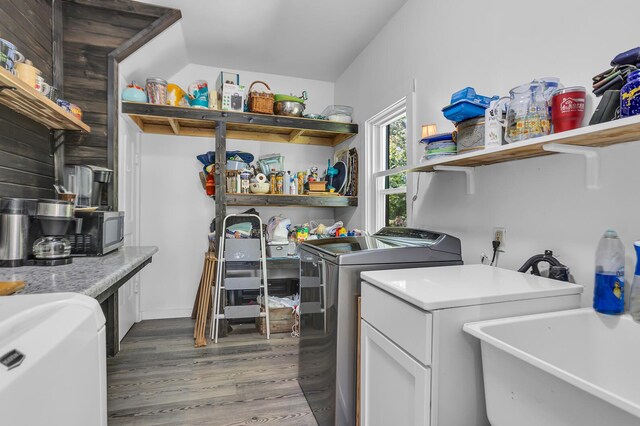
[141,308,192,320]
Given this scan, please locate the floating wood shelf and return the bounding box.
[122,101,357,146]
[221,193,358,208]
[410,115,640,173]
[0,67,90,132]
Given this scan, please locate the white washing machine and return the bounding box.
[0,293,107,426]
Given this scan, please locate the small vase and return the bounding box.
[629,241,640,321]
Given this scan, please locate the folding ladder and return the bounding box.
[211,214,270,342]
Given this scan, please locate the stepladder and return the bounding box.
[211,214,270,342]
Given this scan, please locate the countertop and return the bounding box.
[0,246,158,300]
[361,264,583,310]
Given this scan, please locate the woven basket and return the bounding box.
[248,81,274,114]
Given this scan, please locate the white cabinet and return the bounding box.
[361,321,430,426]
[359,265,583,426]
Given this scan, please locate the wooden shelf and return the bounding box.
[221,193,358,208]
[410,115,640,173]
[122,101,357,146]
[0,67,90,132]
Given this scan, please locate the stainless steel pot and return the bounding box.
[274,101,305,117]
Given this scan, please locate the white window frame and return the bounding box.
[364,92,416,232]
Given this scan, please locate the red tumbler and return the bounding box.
[551,86,586,133]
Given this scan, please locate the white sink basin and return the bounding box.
[464,308,640,426]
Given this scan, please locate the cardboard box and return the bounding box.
[220,83,245,112]
[216,71,239,91]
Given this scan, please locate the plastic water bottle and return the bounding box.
[283,171,290,194]
[593,229,625,314]
[629,241,640,321]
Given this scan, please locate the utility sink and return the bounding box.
[464,308,640,426]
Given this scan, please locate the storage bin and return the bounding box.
[256,307,295,335]
[266,242,288,258]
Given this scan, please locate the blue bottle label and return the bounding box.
[594,272,624,314]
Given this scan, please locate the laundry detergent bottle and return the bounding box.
[629,241,640,321]
[593,229,625,314]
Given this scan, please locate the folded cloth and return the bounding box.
[197,151,255,168]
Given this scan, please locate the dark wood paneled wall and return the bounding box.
[0,0,55,199]
[61,0,164,167]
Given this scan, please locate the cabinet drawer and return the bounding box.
[361,320,431,426]
[361,282,432,365]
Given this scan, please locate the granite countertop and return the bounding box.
[0,246,158,300]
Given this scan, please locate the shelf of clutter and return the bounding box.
[222,193,358,208]
[0,67,90,132]
[121,101,358,147]
[410,115,640,173]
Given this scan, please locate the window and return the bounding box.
[384,115,407,227]
[365,96,414,232]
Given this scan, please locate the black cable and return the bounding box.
[490,240,500,266]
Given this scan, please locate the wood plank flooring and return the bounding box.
[107,318,318,425]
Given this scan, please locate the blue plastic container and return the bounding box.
[420,133,454,144]
[443,87,499,123]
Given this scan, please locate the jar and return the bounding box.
[276,172,284,194]
[621,70,640,118]
[146,77,167,105]
[240,171,251,194]
[269,172,276,194]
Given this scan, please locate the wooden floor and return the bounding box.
[107,318,318,425]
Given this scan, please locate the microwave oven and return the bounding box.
[67,211,124,256]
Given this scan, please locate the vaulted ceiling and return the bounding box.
[140,0,407,81]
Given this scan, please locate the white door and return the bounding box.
[117,116,142,339]
[361,320,431,426]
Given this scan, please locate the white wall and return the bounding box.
[135,63,336,319]
[335,0,640,306]
[119,20,188,85]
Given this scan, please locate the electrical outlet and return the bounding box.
[493,227,506,252]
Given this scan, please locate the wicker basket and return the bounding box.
[248,81,274,114]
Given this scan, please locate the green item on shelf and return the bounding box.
[274,92,307,103]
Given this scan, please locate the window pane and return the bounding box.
[385,193,407,227]
[386,115,407,169]
[385,115,407,189]
[386,171,407,189]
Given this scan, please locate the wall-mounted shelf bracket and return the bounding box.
[433,165,475,195]
[49,130,65,156]
[542,143,600,189]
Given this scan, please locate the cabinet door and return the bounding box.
[361,320,430,426]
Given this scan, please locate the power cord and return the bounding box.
[490,240,500,266]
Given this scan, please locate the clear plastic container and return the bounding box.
[321,105,354,122]
[593,229,625,314]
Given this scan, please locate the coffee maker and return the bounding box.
[30,199,74,266]
[63,165,113,208]
[0,198,74,267]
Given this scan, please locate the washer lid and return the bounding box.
[301,228,462,265]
